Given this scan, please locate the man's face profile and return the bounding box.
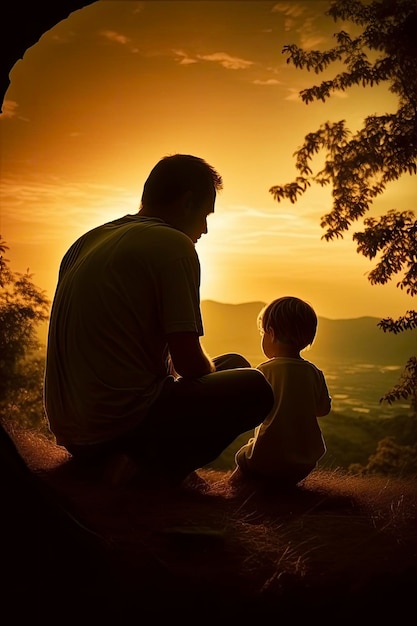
[183,190,216,244]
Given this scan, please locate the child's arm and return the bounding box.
[317,375,332,416]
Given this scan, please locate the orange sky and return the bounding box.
[1,0,415,319]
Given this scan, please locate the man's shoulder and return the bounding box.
[116,216,197,260]
[116,215,184,237]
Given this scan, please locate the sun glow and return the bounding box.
[1,1,415,319]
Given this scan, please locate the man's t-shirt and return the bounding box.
[44,215,203,446]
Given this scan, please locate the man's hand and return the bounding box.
[167,332,215,378]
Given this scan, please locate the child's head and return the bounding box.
[258,296,317,351]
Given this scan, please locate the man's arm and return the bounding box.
[167,332,215,378]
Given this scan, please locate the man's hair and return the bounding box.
[258,296,318,350]
[141,154,223,209]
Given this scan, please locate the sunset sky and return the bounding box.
[1,0,415,320]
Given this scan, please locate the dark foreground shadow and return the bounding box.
[3,425,417,623]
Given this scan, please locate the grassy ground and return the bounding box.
[7,428,417,624]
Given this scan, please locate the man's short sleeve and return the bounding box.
[158,254,204,336]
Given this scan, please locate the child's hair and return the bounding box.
[258,296,318,350]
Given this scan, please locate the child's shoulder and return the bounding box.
[257,356,301,370]
[258,357,324,374]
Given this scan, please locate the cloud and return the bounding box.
[172,49,198,65]
[0,174,137,244]
[272,2,330,48]
[252,78,281,86]
[271,1,306,31]
[300,34,327,49]
[197,52,254,70]
[0,100,19,119]
[99,29,140,54]
[298,17,327,50]
[200,203,326,256]
[132,2,145,15]
[284,87,303,101]
[332,91,348,99]
[171,50,254,70]
[50,32,75,44]
[0,100,30,122]
[271,2,306,19]
[284,85,348,101]
[100,30,131,46]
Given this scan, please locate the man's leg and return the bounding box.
[129,354,274,483]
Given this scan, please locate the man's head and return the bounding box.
[139,154,223,243]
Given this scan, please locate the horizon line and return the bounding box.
[200,300,385,322]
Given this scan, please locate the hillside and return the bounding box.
[5,427,417,623]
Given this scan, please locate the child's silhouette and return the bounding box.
[231,296,332,488]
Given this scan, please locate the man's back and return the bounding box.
[44,215,202,446]
[43,154,274,488]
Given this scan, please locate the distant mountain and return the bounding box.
[200,300,416,366]
[309,316,415,364]
[200,300,265,363]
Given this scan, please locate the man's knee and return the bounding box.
[213,353,251,370]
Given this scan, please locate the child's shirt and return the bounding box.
[235,357,332,476]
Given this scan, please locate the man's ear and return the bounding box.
[178,189,193,211]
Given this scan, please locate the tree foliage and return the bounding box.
[0,237,50,430]
[270,0,417,410]
[349,435,417,478]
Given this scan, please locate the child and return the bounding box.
[231,296,332,488]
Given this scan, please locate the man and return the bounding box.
[44,154,274,488]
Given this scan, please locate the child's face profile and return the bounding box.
[261,327,277,359]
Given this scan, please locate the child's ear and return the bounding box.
[266,327,275,341]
